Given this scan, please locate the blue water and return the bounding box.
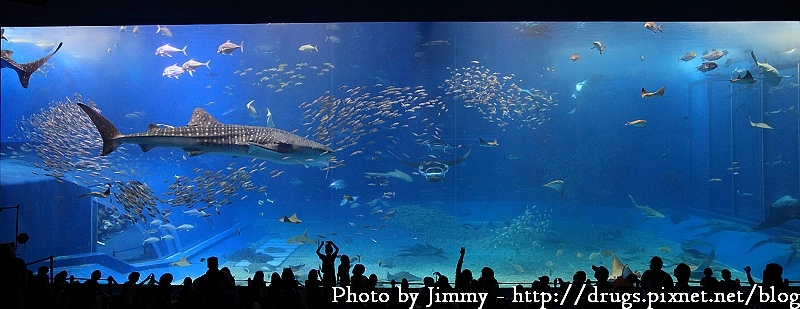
[1,22,799,284]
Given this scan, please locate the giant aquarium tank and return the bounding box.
[1,22,799,286]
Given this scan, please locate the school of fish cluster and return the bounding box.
[162,162,267,212]
[111,180,166,224]
[442,63,557,130]
[247,62,337,93]
[299,84,447,166]
[17,95,131,181]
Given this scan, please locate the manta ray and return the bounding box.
[77,103,333,166]
[389,149,472,182]
[750,51,792,86]
[730,70,756,84]
[1,42,63,88]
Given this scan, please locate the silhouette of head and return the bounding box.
[325,242,334,255]
[674,263,691,282]
[128,271,140,282]
[340,254,350,265]
[461,269,473,281]
[481,266,495,279]
[159,273,173,285]
[592,265,609,282]
[254,270,265,282]
[37,266,49,276]
[353,264,365,276]
[282,268,296,287]
[91,269,102,280]
[720,269,732,280]
[182,277,192,286]
[763,263,783,284]
[703,267,713,277]
[207,256,219,270]
[649,256,664,270]
[308,269,318,281]
[573,270,587,283]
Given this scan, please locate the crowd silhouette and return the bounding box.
[0,241,797,309]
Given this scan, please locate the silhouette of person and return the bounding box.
[671,263,695,309]
[744,263,790,309]
[194,256,234,309]
[305,269,324,309]
[338,255,351,287]
[280,268,305,308]
[0,243,28,309]
[700,267,719,294]
[641,256,673,309]
[174,277,196,309]
[317,240,339,299]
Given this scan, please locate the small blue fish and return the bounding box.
[329,179,348,190]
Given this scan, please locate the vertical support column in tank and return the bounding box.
[91,197,98,252]
[758,78,768,224]
[729,81,738,217]
[687,80,711,212]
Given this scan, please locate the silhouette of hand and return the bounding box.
[460,247,465,255]
[743,266,751,273]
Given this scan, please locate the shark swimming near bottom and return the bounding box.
[77,103,334,166]
[1,42,63,88]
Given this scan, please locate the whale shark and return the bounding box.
[1,42,62,88]
[77,103,333,166]
[750,51,792,86]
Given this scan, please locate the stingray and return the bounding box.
[730,70,756,84]
[170,255,191,267]
[543,180,564,196]
[287,228,315,245]
[641,86,665,98]
[610,255,633,279]
[279,213,302,224]
[390,149,471,182]
[628,195,665,218]
[76,184,111,199]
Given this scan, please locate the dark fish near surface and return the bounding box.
[77,103,333,166]
[1,42,62,88]
[696,61,718,73]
